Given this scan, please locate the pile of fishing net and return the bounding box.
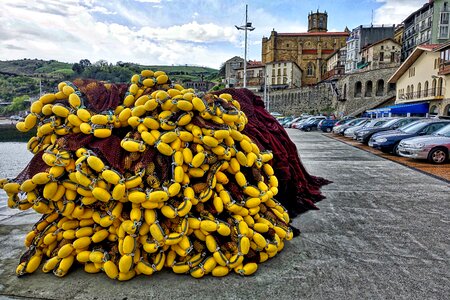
[0,70,329,280]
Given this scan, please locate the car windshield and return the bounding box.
[353,119,368,126]
[433,124,450,137]
[400,121,429,133]
[381,119,400,128]
[372,120,388,127]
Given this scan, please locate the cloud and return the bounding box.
[0,0,236,68]
[374,0,426,25]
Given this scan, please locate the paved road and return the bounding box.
[0,130,449,300]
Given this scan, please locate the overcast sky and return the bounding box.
[0,0,425,69]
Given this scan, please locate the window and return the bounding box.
[407,85,410,98]
[409,67,415,77]
[272,69,275,76]
[417,82,421,98]
[343,84,347,99]
[424,81,429,97]
[354,81,362,97]
[432,79,437,96]
[381,45,384,50]
[438,78,444,96]
[411,85,414,98]
[376,79,384,96]
[286,44,289,48]
[277,69,281,76]
[365,81,373,97]
[272,78,275,85]
[391,52,395,62]
[283,68,287,76]
[307,62,315,76]
[380,52,384,61]
[283,77,288,84]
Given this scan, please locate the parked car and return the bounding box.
[344,119,386,139]
[355,117,422,144]
[318,119,338,132]
[333,118,368,135]
[368,119,450,154]
[284,117,302,128]
[292,116,316,129]
[299,116,327,131]
[397,124,450,164]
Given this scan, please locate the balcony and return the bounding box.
[439,61,450,75]
[398,88,446,102]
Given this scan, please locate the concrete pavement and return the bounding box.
[0,130,449,300]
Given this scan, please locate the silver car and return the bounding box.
[398,124,450,164]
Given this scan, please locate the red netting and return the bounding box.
[213,88,331,217]
[72,79,128,113]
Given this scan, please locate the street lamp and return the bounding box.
[235,4,255,88]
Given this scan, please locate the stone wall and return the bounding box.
[255,83,334,116]
[333,67,398,116]
[254,67,400,117]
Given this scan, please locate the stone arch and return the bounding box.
[321,63,327,76]
[376,79,384,96]
[429,105,438,115]
[445,104,450,116]
[365,80,373,97]
[354,81,362,97]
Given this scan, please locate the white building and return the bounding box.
[264,61,302,89]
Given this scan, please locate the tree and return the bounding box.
[79,59,91,68]
[218,63,226,77]
[72,63,83,74]
[2,95,29,114]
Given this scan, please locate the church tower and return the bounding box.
[308,10,328,33]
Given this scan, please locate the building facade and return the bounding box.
[389,44,446,116]
[345,25,396,73]
[183,81,216,92]
[360,38,401,71]
[434,0,450,44]
[223,56,244,88]
[235,62,265,92]
[401,0,450,62]
[264,61,302,89]
[323,47,346,80]
[437,41,450,115]
[261,10,349,86]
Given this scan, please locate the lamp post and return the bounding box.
[235,4,255,88]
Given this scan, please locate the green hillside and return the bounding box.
[0,59,220,107]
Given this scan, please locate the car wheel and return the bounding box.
[325,127,332,133]
[305,127,311,132]
[428,147,448,164]
[392,143,400,156]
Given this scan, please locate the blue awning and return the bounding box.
[366,102,429,115]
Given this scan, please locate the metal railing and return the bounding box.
[399,88,446,100]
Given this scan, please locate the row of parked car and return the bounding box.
[279,115,338,132]
[332,117,450,164]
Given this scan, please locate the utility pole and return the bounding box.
[235,4,255,88]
